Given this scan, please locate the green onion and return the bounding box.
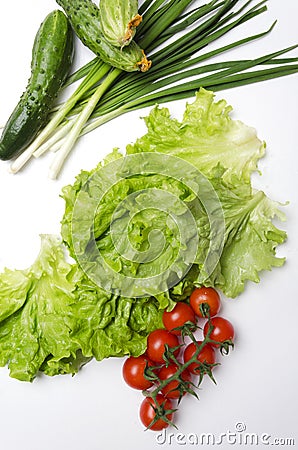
[10,0,298,178]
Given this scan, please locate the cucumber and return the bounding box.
[56,0,151,73]
[0,10,74,161]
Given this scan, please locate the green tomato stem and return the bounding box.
[143,312,234,428]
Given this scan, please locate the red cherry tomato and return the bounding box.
[162,302,196,335]
[159,364,192,399]
[146,329,180,364]
[122,355,154,390]
[139,394,174,431]
[183,341,216,375]
[189,287,221,318]
[203,317,235,347]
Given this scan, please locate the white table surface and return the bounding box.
[0,1,297,449]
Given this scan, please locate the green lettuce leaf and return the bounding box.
[0,268,31,322]
[61,152,203,300]
[218,190,287,297]
[0,235,79,381]
[127,88,265,183]
[69,270,163,360]
[0,235,164,381]
[61,89,286,299]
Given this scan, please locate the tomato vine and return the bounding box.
[122,287,235,431]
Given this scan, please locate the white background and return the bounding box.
[0,1,297,449]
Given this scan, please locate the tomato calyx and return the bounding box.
[204,328,234,356]
[159,364,193,400]
[218,339,234,356]
[190,287,221,318]
[203,316,235,355]
[199,301,211,318]
[140,393,177,431]
[146,329,180,364]
[183,340,218,380]
[162,302,196,335]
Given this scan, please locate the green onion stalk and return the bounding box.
[10,0,298,178]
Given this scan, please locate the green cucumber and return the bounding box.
[0,10,74,161]
[56,0,151,72]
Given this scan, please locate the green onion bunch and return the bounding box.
[11,0,298,178]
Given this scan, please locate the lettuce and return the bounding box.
[0,235,163,381]
[0,235,80,381]
[70,270,163,360]
[62,151,214,300]
[62,89,286,300]
[127,89,266,183]
[218,190,286,297]
[0,89,287,381]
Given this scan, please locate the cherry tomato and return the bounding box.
[159,364,192,399]
[139,394,174,431]
[162,302,196,335]
[203,317,235,347]
[189,287,221,318]
[122,355,155,390]
[183,341,216,375]
[146,329,180,364]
